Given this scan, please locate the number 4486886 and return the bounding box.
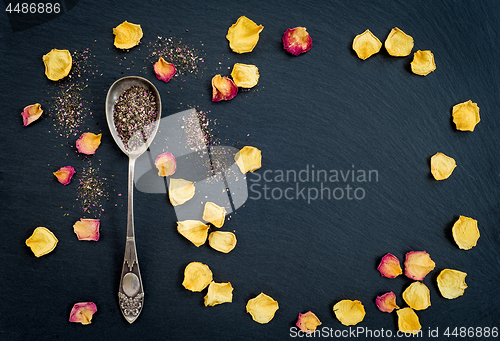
[5,3,60,14]
[444,327,498,338]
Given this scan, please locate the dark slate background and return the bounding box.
[1,0,499,340]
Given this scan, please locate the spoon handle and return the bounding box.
[118,156,144,323]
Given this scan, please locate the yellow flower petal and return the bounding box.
[73,218,100,241]
[377,253,402,278]
[202,202,227,228]
[404,251,435,281]
[430,152,456,180]
[226,16,263,53]
[352,29,382,60]
[231,63,259,88]
[113,21,143,49]
[42,49,72,81]
[76,132,102,155]
[402,281,431,310]
[246,293,279,324]
[384,27,414,57]
[177,220,209,247]
[208,231,237,253]
[333,300,365,326]
[25,227,58,257]
[296,311,321,333]
[212,74,238,101]
[452,100,480,131]
[452,216,480,250]
[154,57,176,83]
[182,262,213,292]
[204,281,234,306]
[397,308,421,335]
[22,103,43,126]
[437,269,468,299]
[411,50,436,76]
[169,178,195,206]
[234,146,262,174]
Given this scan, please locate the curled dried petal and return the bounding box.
[155,151,177,177]
[231,63,259,88]
[212,74,238,102]
[384,27,414,57]
[296,311,321,333]
[282,27,313,56]
[22,103,43,126]
[76,132,102,155]
[182,262,213,292]
[113,21,143,49]
[333,300,365,326]
[397,308,421,335]
[154,57,176,83]
[42,49,72,81]
[402,281,431,310]
[69,302,97,325]
[411,50,436,76]
[437,269,468,299]
[25,227,58,257]
[73,218,100,241]
[177,220,209,247]
[352,29,382,60]
[234,146,262,174]
[377,253,402,278]
[375,292,399,313]
[203,202,227,228]
[208,231,237,253]
[246,293,279,324]
[204,281,234,306]
[452,216,480,250]
[452,100,480,131]
[226,16,263,53]
[430,152,456,180]
[53,166,76,185]
[169,178,195,206]
[404,251,435,281]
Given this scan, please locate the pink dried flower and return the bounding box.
[282,27,313,56]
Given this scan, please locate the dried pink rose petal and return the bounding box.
[376,292,399,313]
[73,218,100,241]
[69,302,97,325]
[212,74,238,102]
[282,27,313,56]
[155,151,177,177]
[404,251,435,281]
[154,57,176,83]
[377,253,402,278]
[76,132,102,155]
[22,103,43,126]
[53,166,76,185]
[296,311,321,333]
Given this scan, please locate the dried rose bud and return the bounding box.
[69,302,97,325]
[296,311,321,333]
[73,218,100,241]
[155,151,177,177]
[154,57,176,83]
[375,292,399,313]
[22,103,43,126]
[404,251,435,281]
[377,253,402,278]
[76,132,102,155]
[282,27,313,56]
[53,166,76,185]
[212,74,238,102]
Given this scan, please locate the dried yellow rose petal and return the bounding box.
[73,218,100,241]
[202,202,227,228]
[177,220,209,247]
[25,227,58,257]
[452,216,480,250]
[113,21,143,49]
[397,307,421,335]
[226,16,263,54]
[411,50,436,76]
[384,27,414,57]
[208,231,237,253]
[376,292,399,313]
[154,57,176,83]
[352,29,382,60]
[235,146,262,174]
[42,49,72,81]
[430,152,456,180]
[182,262,213,292]
[76,132,102,155]
[212,74,238,102]
[69,302,97,325]
[452,100,480,131]
[377,253,402,278]
[231,63,259,88]
[404,251,435,281]
[296,311,321,333]
[169,178,195,206]
[437,269,468,299]
[22,103,43,126]
[246,293,279,324]
[333,300,365,326]
[204,281,234,306]
[402,281,431,310]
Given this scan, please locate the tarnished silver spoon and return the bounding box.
[105,76,162,323]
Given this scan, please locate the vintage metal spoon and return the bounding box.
[105,76,162,323]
